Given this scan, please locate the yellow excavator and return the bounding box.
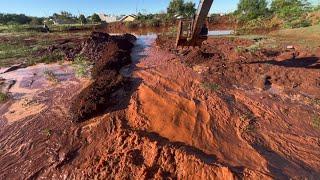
[175,0,214,47]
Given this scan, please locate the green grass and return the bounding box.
[43,69,59,83]
[201,82,220,92]
[72,55,91,78]
[43,128,52,137]
[0,24,96,33]
[41,51,64,64]
[0,43,32,60]
[0,29,89,68]
[312,115,320,129]
[311,99,320,106]
[270,24,320,52]
[0,92,8,103]
[240,112,254,122]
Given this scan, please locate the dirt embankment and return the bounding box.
[69,32,136,122]
[105,15,235,35]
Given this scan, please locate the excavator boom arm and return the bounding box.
[191,0,214,40]
[175,0,214,47]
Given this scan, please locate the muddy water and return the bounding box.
[0,62,85,123]
[122,30,233,77]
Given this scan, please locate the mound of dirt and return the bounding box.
[69,32,136,122]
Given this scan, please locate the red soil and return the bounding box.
[0,33,320,179]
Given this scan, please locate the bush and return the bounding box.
[167,0,196,18]
[286,18,312,28]
[236,0,269,21]
[236,17,281,34]
[146,19,161,27]
[125,21,139,29]
[72,55,91,77]
[271,0,312,28]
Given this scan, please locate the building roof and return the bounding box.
[119,14,137,21]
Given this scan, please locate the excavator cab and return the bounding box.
[175,0,214,48]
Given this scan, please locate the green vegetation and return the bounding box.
[41,51,64,64]
[0,92,8,103]
[72,55,91,78]
[0,30,90,68]
[91,13,101,23]
[311,98,320,106]
[79,14,87,25]
[0,13,43,25]
[167,0,196,18]
[201,82,220,91]
[235,0,320,33]
[0,11,99,34]
[125,21,139,29]
[236,0,269,21]
[240,112,255,122]
[270,24,320,51]
[0,43,32,61]
[43,128,52,137]
[312,115,320,129]
[43,69,59,83]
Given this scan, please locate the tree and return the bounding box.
[167,0,196,18]
[0,13,32,25]
[167,0,184,17]
[79,14,87,24]
[236,0,269,21]
[270,0,312,28]
[183,2,196,18]
[29,17,43,25]
[271,0,311,18]
[50,11,77,24]
[91,13,101,23]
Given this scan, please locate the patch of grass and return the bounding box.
[270,25,320,52]
[0,24,95,33]
[0,92,8,103]
[312,115,320,129]
[240,112,254,122]
[244,124,256,132]
[235,46,246,53]
[247,43,261,53]
[0,43,32,60]
[201,82,220,91]
[43,69,59,83]
[43,129,52,137]
[41,51,64,64]
[311,98,320,106]
[72,55,91,78]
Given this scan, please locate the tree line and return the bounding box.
[235,0,319,28]
[0,0,319,29]
[0,11,101,25]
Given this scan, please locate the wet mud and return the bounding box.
[0,30,320,179]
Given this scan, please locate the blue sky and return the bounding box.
[0,0,239,17]
[0,0,319,17]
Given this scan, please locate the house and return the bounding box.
[52,19,66,25]
[119,15,136,22]
[98,13,117,23]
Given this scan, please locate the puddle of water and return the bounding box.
[121,30,233,77]
[0,62,75,95]
[208,30,234,36]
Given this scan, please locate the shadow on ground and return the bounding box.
[249,57,319,69]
